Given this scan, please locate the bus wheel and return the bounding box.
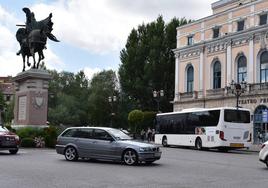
[195,138,202,150]
[162,137,168,147]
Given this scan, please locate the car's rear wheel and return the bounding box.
[9,149,18,154]
[64,146,78,161]
[123,149,138,166]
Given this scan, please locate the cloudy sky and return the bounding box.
[0,0,215,79]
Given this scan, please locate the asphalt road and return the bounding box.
[0,147,267,188]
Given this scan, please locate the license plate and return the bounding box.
[154,152,161,157]
[230,143,244,147]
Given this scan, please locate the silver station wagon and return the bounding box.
[56,127,162,165]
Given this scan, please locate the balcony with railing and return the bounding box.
[177,82,268,102]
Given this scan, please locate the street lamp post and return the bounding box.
[153,90,164,112]
[229,80,247,109]
[108,96,117,127]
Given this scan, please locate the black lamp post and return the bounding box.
[108,96,117,127]
[229,80,247,109]
[153,90,164,112]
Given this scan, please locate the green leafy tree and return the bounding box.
[0,91,5,125]
[87,70,119,127]
[141,111,157,130]
[119,16,189,112]
[48,70,90,126]
[3,100,14,125]
[128,109,144,133]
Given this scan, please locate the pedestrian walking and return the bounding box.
[152,129,156,142]
[258,131,263,144]
[147,127,152,142]
[140,129,145,141]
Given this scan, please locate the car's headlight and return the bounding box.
[139,147,151,152]
[15,135,20,141]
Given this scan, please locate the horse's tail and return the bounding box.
[46,32,60,42]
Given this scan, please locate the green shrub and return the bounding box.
[21,137,35,147]
[43,126,58,148]
[16,127,44,139]
[15,126,60,148]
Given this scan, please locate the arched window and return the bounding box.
[187,66,194,93]
[213,61,221,89]
[260,51,268,83]
[237,55,247,83]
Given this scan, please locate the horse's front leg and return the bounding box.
[37,51,41,69]
[37,51,44,69]
[30,47,36,69]
[22,55,26,72]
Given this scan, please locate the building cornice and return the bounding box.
[177,0,262,31]
[173,24,268,59]
[212,0,240,10]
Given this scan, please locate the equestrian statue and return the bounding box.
[16,7,59,72]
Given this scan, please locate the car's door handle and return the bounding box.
[92,141,97,144]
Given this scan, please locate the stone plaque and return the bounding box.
[18,96,27,121]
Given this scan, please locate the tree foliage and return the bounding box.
[119,16,189,112]
[48,70,90,126]
[87,70,119,127]
[128,109,144,132]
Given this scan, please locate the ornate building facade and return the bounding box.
[173,0,268,143]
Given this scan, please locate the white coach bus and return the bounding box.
[154,107,253,151]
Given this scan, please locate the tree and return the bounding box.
[0,91,5,125]
[48,70,90,126]
[87,70,119,127]
[128,109,144,133]
[141,111,157,130]
[119,16,190,112]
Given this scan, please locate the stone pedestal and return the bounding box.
[12,69,51,127]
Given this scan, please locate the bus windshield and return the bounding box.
[224,109,250,123]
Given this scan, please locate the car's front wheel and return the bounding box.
[9,149,18,154]
[265,157,268,168]
[123,149,138,165]
[64,146,78,161]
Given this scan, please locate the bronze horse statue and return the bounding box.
[16,7,59,72]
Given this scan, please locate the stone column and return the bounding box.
[248,35,254,83]
[199,46,204,98]
[13,69,51,128]
[174,53,180,102]
[226,40,232,85]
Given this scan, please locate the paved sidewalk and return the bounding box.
[242,144,262,152]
